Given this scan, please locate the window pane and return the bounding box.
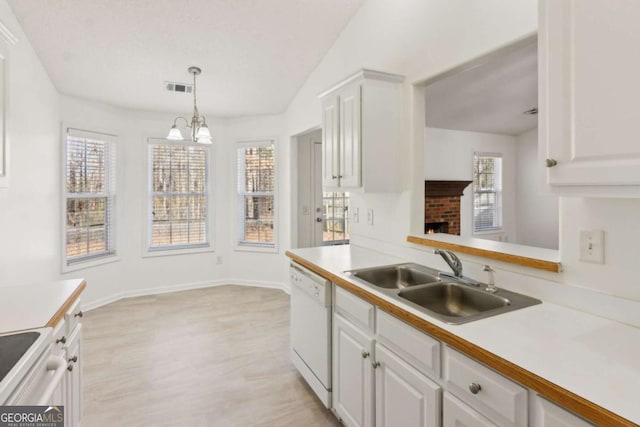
[322,192,350,245]
[237,142,275,246]
[473,154,502,232]
[242,195,274,243]
[149,143,208,249]
[66,196,110,261]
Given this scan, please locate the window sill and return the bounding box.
[473,228,504,236]
[62,254,120,273]
[234,244,278,254]
[142,245,215,258]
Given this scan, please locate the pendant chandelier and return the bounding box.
[167,66,212,144]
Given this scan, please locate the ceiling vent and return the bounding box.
[165,81,193,94]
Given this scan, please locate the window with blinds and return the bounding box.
[237,141,275,247]
[473,152,502,232]
[65,128,116,264]
[148,141,209,250]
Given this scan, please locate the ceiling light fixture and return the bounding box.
[167,66,212,144]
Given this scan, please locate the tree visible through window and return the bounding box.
[65,128,116,264]
[237,141,275,247]
[473,153,502,232]
[149,142,209,249]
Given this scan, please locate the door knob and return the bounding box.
[545,158,558,167]
[361,351,370,359]
[316,218,323,223]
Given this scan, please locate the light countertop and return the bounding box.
[287,245,640,425]
[0,279,86,333]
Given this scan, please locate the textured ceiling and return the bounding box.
[425,41,538,136]
[8,0,364,116]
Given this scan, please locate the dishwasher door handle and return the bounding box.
[36,355,67,406]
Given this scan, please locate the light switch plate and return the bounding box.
[579,229,604,264]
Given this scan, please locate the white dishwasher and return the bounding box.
[290,262,332,407]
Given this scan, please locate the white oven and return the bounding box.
[290,263,332,407]
[0,328,67,406]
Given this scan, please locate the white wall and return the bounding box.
[0,2,61,286]
[515,128,558,249]
[424,127,517,242]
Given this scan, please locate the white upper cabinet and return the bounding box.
[540,0,640,193]
[319,69,404,192]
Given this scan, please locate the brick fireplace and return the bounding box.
[424,180,472,236]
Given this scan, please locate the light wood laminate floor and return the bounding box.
[83,285,340,426]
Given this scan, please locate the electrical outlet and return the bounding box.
[352,207,359,224]
[579,229,604,264]
[367,209,374,226]
[216,255,223,265]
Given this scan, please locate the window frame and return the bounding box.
[62,125,119,273]
[143,137,214,257]
[472,152,503,234]
[235,139,277,253]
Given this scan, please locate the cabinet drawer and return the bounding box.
[443,346,527,427]
[334,286,374,333]
[376,308,440,379]
[64,299,83,336]
[532,395,594,427]
[443,392,497,427]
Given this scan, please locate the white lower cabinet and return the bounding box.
[375,343,441,427]
[444,392,497,427]
[65,324,83,427]
[333,313,374,427]
[329,286,596,427]
[49,300,83,427]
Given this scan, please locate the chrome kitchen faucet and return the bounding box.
[434,249,463,278]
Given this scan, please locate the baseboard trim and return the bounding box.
[83,279,289,311]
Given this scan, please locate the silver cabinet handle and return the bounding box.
[372,361,381,369]
[469,383,482,394]
[545,158,558,167]
[74,310,83,318]
[67,364,74,372]
[316,218,323,223]
[332,175,338,179]
[361,351,370,359]
[56,336,66,344]
[69,355,78,363]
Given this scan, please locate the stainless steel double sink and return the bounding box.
[345,263,541,324]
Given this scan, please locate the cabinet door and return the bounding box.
[540,0,640,187]
[531,396,593,427]
[65,324,83,427]
[339,82,361,188]
[322,95,340,188]
[333,313,374,427]
[375,343,441,427]
[443,392,497,427]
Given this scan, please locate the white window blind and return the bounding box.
[65,128,116,264]
[473,152,502,232]
[237,141,275,247]
[149,141,209,250]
